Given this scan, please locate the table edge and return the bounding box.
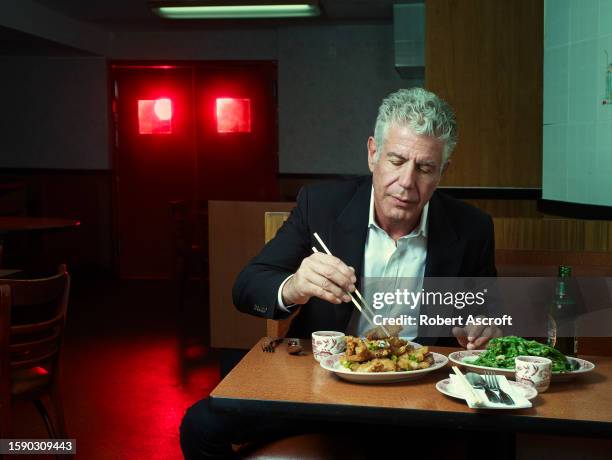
[209,394,612,438]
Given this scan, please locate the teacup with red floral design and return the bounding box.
[515,356,552,393]
[311,331,346,362]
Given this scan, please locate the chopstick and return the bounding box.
[311,247,375,324]
[452,366,483,406]
[311,232,391,337]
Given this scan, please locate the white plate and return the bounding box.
[436,377,538,404]
[320,351,449,384]
[448,350,595,382]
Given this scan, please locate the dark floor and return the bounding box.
[9,277,219,460]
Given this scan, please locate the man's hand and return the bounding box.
[282,252,356,306]
[452,317,502,350]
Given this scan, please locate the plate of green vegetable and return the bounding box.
[448,336,595,382]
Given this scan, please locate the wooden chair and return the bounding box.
[264,212,300,338]
[0,264,70,439]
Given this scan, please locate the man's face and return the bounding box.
[368,123,447,232]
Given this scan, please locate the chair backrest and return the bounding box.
[264,212,290,244]
[264,212,299,338]
[0,265,70,376]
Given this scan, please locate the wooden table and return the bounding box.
[210,339,612,438]
[0,217,80,268]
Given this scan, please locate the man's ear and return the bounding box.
[367,137,377,173]
[441,159,451,176]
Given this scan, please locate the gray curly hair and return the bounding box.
[373,88,457,164]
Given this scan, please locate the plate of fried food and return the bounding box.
[319,334,449,383]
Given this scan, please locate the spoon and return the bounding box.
[287,338,305,355]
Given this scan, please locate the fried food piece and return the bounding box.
[355,358,396,373]
[396,354,420,371]
[345,337,372,362]
[395,347,432,371]
[419,353,435,368]
[370,348,391,359]
[388,336,410,355]
[411,346,428,359]
[345,336,394,362]
[388,336,408,347]
[345,336,359,356]
[364,324,404,340]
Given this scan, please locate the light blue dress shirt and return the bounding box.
[352,188,428,339]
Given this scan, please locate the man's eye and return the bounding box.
[418,165,433,174]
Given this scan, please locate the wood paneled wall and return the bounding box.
[426,0,543,187]
[494,218,612,252]
[464,199,541,218]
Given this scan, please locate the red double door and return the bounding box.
[112,62,278,279]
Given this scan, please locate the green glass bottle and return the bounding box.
[547,265,577,356]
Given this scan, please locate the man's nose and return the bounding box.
[397,163,417,189]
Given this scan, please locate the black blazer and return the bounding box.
[232,176,497,344]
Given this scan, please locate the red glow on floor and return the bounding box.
[216,98,251,133]
[10,281,220,459]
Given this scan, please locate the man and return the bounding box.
[234,87,499,348]
[181,88,500,459]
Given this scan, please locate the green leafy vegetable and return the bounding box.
[471,336,573,373]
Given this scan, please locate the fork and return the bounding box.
[484,371,515,405]
[261,337,283,353]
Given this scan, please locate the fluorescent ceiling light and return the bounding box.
[153,4,320,19]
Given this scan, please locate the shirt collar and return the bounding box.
[368,187,429,238]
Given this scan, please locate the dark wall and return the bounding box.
[0,56,110,169]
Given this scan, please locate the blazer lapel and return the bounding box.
[328,176,371,328]
[420,192,464,338]
[424,192,462,277]
[328,176,371,281]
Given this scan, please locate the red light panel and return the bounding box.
[216,98,251,133]
[154,98,172,120]
[138,98,173,134]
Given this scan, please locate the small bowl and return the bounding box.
[515,355,552,393]
[311,331,345,362]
